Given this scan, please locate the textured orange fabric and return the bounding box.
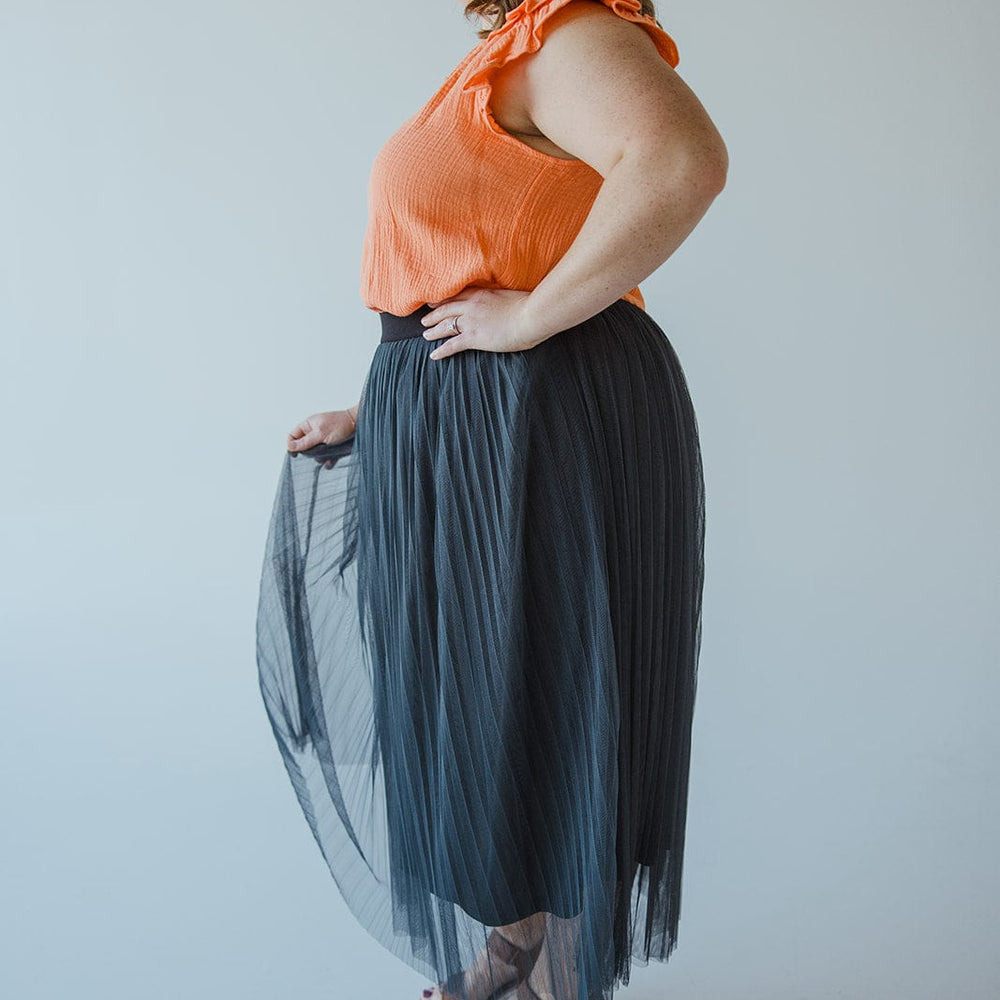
[359,0,680,316]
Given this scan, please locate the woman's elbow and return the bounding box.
[705,136,730,192]
[698,157,729,200]
[625,130,729,200]
[673,135,729,197]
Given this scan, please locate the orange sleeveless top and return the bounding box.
[358,0,680,316]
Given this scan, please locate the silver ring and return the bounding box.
[450,316,461,334]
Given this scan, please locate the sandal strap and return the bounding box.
[487,929,544,980]
[438,928,545,1000]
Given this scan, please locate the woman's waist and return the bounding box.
[379,304,435,343]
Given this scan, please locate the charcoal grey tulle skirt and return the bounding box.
[255,297,705,1000]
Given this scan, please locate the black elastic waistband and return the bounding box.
[379,303,434,343]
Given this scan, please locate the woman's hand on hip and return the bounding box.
[420,287,544,359]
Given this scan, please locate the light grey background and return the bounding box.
[1,1,997,998]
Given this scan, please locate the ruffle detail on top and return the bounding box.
[460,0,680,96]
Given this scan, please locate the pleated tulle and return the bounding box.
[255,296,705,1000]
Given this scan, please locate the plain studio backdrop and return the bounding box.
[1,1,997,998]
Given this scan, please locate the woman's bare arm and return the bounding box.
[512,2,728,343]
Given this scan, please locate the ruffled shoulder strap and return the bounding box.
[460,0,679,96]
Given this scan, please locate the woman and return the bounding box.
[256,2,727,999]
